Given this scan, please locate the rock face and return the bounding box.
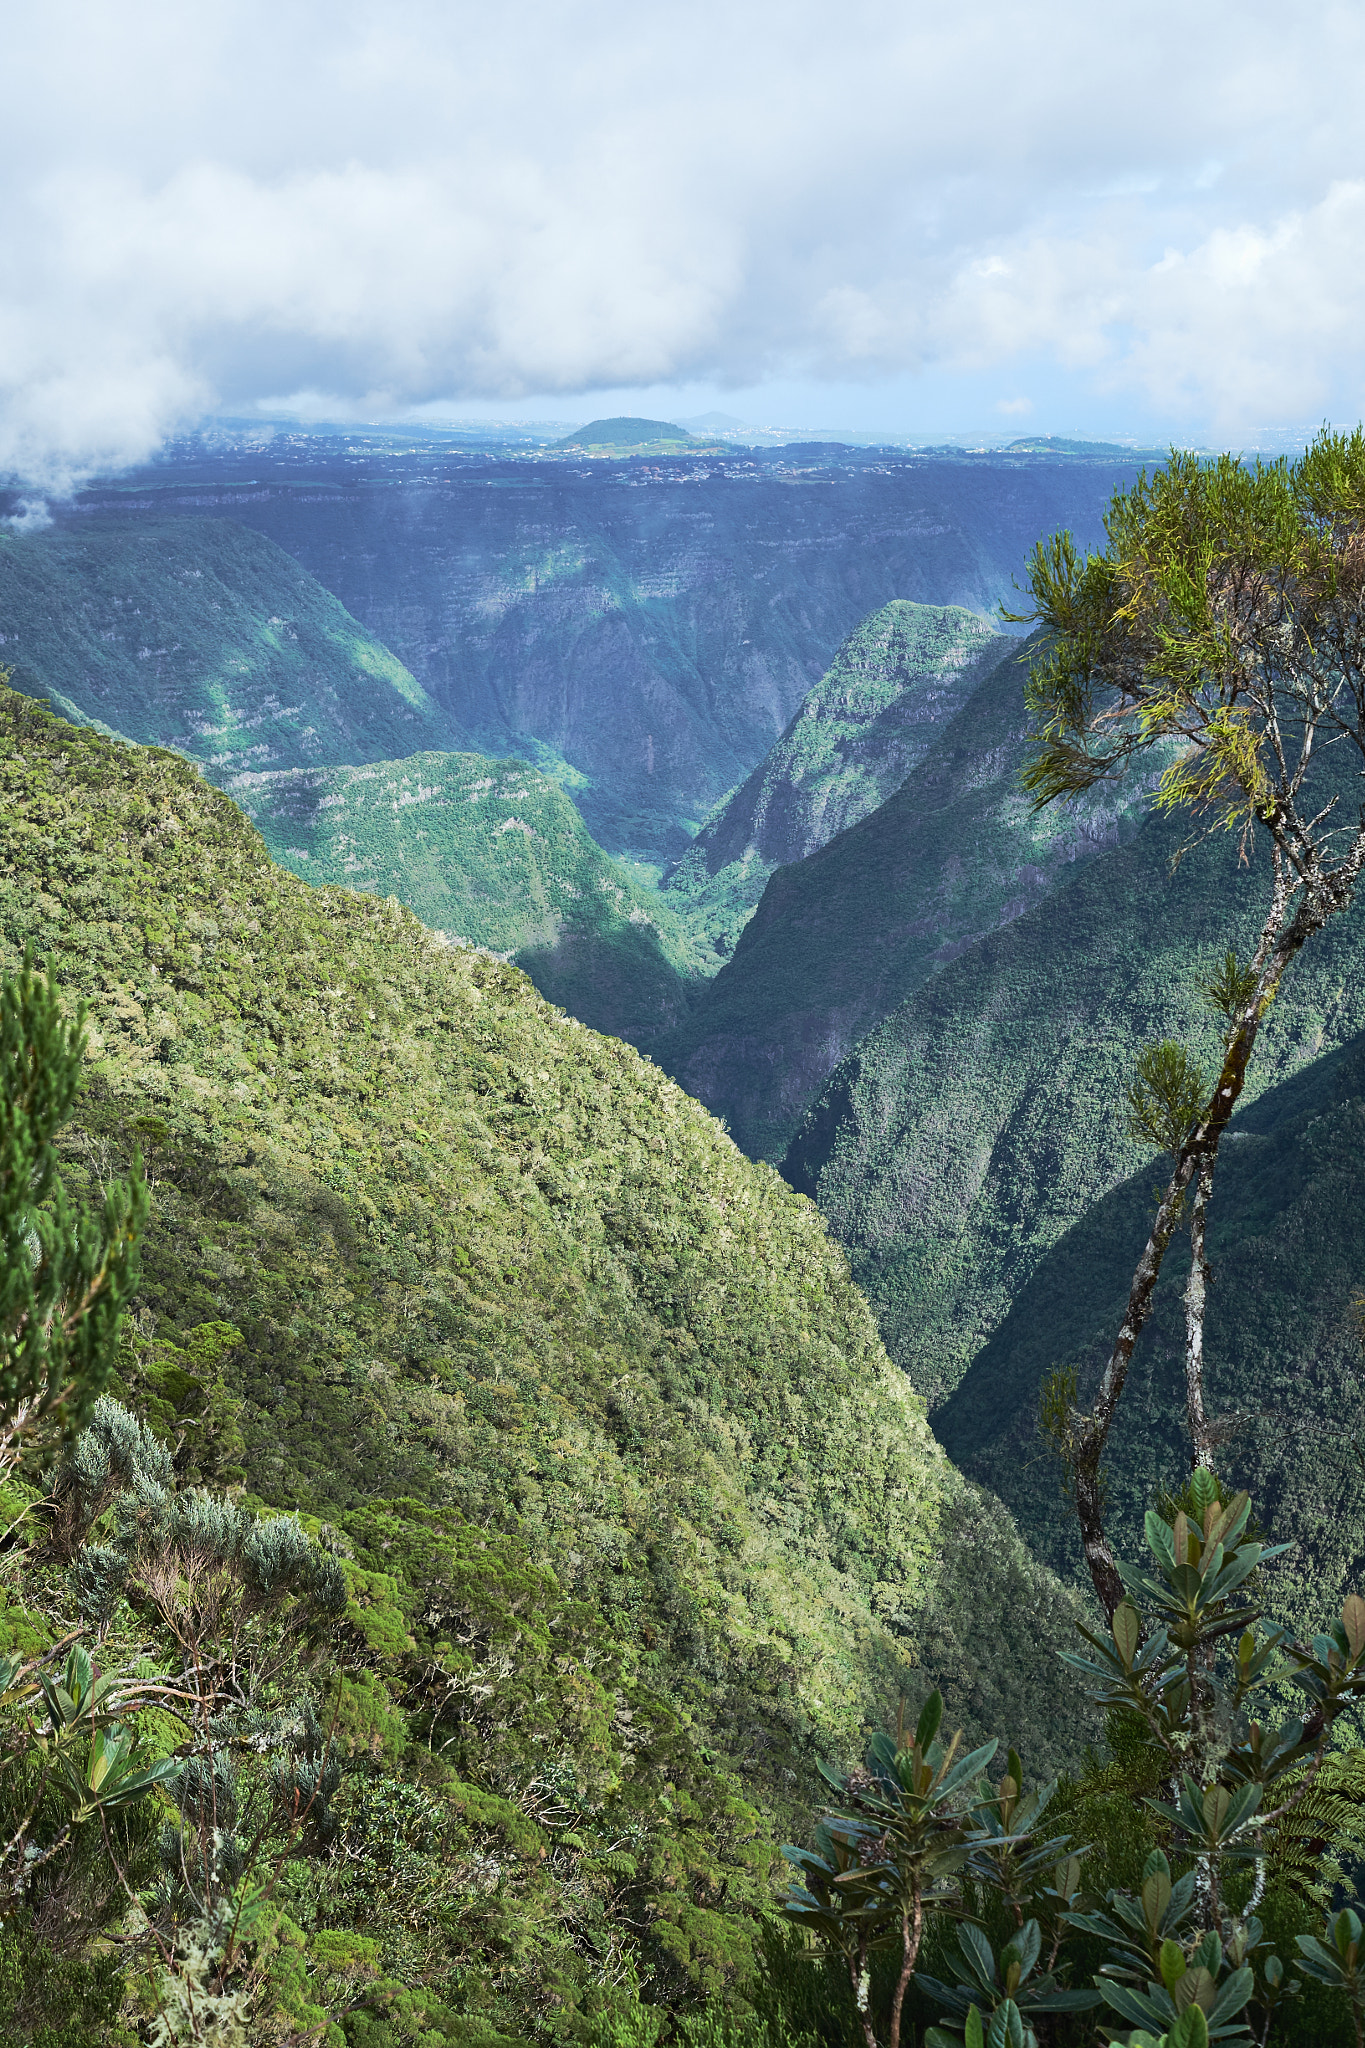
[661,601,1006,951]
[659,631,1163,1162]
[66,447,1148,858]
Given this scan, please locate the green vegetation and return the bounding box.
[781,1468,1365,2048]
[938,991,1365,1614]
[0,952,146,1475]
[782,778,1365,1407]
[0,518,460,772]
[73,450,1142,859]
[662,604,1005,959]
[665,633,1172,1164]
[0,682,1094,2041]
[228,747,709,1047]
[1010,431,1365,1615]
[558,419,712,453]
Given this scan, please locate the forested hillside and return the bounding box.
[661,603,1004,956]
[0,682,1092,2039]
[783,776,1365,1404]
[0,519,458,768]
[936,1027,1365,1619]
[665,632,1167,1161]
[229,747,706,1045]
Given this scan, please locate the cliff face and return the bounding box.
[67,449,1145,858]
[659,632,1164,1161]
[685,603,1005,872]
[0,678,1094,1796]
[660,601,1006,952]
[0,518,454,768]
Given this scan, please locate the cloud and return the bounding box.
[4,0,1365,483]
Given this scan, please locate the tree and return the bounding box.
[1015,432,1365,1616]
[0,949,146,1481]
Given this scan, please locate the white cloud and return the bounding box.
[4,0,1365,483]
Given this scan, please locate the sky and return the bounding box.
[4,0,1365,489]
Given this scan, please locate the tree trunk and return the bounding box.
[888,1882,923,2048]
[1185,1155,1216,1470]
[1070,873,1322,1616]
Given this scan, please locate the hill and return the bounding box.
[934,1028,1365,1630]
[65,448,1153,859]
[782,761,1365,1406]
[557,416,699,451]
[661,600,1005,956]
[0,683,1095,2013]
[663,629,1169,1161]
[0,517,459,770]
[229,746,707,1046]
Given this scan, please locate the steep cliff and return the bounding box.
[68,445,1148,857]
[0,681,1090,1800]
[662,600,1005,952]
[0,517,456,769]
[662,631,1167,1161]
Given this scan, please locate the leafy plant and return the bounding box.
[0,949,146,1481]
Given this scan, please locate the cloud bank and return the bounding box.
[5,0,1365,484]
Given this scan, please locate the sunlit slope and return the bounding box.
[663,601,1005,956]
[0,517,460,770]
[784,785,1365,1405]
[0,683,1092,1781]
[936,1029,1365,1629]
[229,747,707,1046]
[664,631,1166,1161]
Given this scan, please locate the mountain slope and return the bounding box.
[935,1029,1365,1630]
[663,631,1168,1161]
[229,747,706,1045]
[0,682,1092,1803]
[783,780,1365,1405]
[67,449,1149,857]
[662,600,1006,953]
[0,517,459,771]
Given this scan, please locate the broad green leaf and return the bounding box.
[916,1690,945,1753]
[987,1998,1024,2048]
[1112,1602,1141,1670]
[1207,1965,1254,2026]
[1167,2004,1209,2048]
[935,1739,1001,1806]
[1344,1593,1365,1660]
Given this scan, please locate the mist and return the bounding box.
[5,0,1364,488]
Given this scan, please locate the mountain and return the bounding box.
[661,600,1007,954]
[0,517,459,770]
[64,443,1152,859]
[0,680,1092,1823]
[557,416,702,451]
[782,764,1365,1406]
[663,629,1169,1161]
[229,746,706,1045]
[935,1027,1365,1632]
